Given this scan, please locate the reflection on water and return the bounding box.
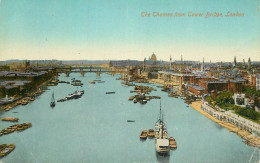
[214,123,224,130]
[156,151,170,163]
[139,138,147,142]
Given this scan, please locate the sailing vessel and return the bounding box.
[50,91,55,107]
[155,101,170,154]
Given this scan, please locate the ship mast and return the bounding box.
[162,111,164,123]
[51,89,55,102]
[52,92,54,101]
[160,100,162,122]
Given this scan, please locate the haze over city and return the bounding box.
[0,0,259,62]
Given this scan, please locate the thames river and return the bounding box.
[0,73,259,163]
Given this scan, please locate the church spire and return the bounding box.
[201,57,205,72]
[248,57,251,70]
[170,56,172,70]
[233,56,237,67]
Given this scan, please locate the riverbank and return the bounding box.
[149,79,181,94]
[190,101,260,148]
[149,79,178,86]
[0,77,55,112]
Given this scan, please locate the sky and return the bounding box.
[0,0,259,62]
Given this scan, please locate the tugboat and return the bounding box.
[50,91,55,107]
[155,101,170,154]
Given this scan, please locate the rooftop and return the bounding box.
[189,84,205,91]
[0,80,31,89]
[205,80,227,84]
[158,70,194,77]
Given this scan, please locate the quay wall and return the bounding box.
[201,102,260,135]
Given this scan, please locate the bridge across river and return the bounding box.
[55,66,127,77]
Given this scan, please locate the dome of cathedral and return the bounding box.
[150,53,157,61]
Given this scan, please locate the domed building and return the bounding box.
[149,53,157,61]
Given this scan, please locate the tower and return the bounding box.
[181,55,183,64]
[248,57,251,70]
[143,58,146,71]
[170,56,172,70]
[242,59,245,68]
[201,57,205,72]
[233,56,237,68]
[25,60,30,69]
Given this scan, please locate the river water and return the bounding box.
[0,73,259,163]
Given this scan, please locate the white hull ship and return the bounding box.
[57,90,84,102]
[0,95,14,105]
[155,101,170,154]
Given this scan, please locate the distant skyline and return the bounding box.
[0,0,259,62]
